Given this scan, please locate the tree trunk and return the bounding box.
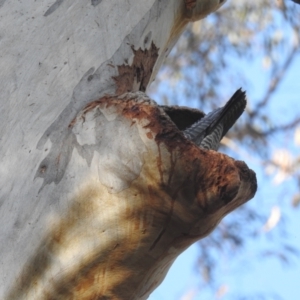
[0,1,256,299]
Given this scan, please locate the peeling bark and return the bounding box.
[185,0,197,10]
[113,43,159,94]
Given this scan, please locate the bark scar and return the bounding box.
[185,0,196,10]
[113,42,159,94]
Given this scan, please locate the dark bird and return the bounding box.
[183,88,246,150]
